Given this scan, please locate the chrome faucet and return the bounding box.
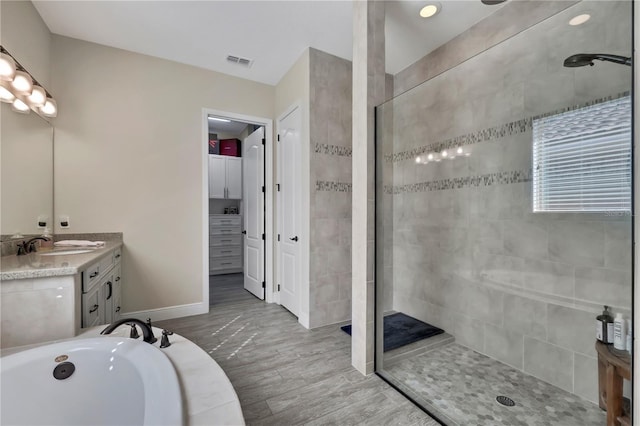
[16,236,51,255]
[100,318,158,344]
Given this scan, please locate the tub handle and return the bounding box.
[89,304,99,313]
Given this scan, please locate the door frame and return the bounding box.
[201,108,275,305]
[275,101,309,327]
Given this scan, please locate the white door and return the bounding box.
[226,158,243,199]
[277,107,301,316]
[208,155,226,198]
[243,127,264,299]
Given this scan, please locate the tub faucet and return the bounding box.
[16,236,51,255]
[100,318,158,344]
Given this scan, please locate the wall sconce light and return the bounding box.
[0,45,57,118]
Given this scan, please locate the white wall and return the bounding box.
[0,1,53,238]
[274,48,310,326]
[1,103,52,236]
[51,35,274,315]
[0,0,51,87]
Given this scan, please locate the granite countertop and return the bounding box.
[1,325,245,426]
[0,241,123,281]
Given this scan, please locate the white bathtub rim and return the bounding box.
[1,336,183,426]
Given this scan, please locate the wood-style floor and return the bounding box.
[157,274,438,426]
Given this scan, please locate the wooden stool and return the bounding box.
[596,341,631,426]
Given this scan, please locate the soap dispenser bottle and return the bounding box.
[596,306,614,344]
[613,313,626,350]
[40,227,53,249]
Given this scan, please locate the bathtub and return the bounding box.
[1,336,183,426]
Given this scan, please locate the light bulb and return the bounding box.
[456,147,463,155]
[40,98,57,117]
[28,85,46,107]
[0,85,15,103]
[11,71,32,94]
[441,150,448,158]
[11,98,30,113]
[416,156,421,164]
[569,14,590,26]
[419,3,440,18]
[0,53,16,81]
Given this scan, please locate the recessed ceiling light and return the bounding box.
[569,14,591,26]
[208,117,231,123]
[419,3,440,18]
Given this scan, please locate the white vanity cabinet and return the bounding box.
[80,246,123,328]
[209,155,242,199]
[0,242,124,349]
[113,262,122,321]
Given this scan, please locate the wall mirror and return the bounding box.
[1,102,54,240]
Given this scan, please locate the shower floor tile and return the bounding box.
[383,343,606,426]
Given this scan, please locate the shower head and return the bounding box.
[563,53,632,68]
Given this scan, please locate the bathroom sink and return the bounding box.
[39,249,95,256]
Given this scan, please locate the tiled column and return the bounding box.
[351,0,385,375]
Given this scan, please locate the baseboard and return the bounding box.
[298,312,310,329]
[121,302,208,323]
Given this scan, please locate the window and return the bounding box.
[532,96,631,213]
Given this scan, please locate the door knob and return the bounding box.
[242,230,247,234]
[289,236,298,242]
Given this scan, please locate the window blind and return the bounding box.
[532,96,631,212]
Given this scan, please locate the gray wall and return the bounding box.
[382,1,632,404]
[309,48,353,328]
[307,48,394,328]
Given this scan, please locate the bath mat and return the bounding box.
[340,312,444,352]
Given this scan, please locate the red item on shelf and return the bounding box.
[220,139,241,157]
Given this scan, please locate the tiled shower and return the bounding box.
[375,1,633,425]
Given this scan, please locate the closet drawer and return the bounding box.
[210,235,242,247]
[210,257,242,270]
[209,216,241,226]
[209,224,241,235]
[210,246,242,258]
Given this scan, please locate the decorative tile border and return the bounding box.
[386,169,532,194]
[531,91,630,122]
[385,92,630,164]
[386,118,531,163]
[316,180,352,192]
[314,143,352,157]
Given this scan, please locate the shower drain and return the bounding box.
[496,396,516,407]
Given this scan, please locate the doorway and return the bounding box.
[202,109,274,309]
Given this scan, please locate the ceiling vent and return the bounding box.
[226,55,253,68]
